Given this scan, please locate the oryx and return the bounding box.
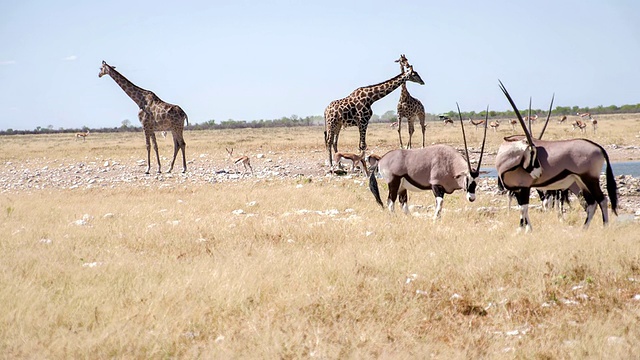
[369,104,488,220]
[495,81,617,232]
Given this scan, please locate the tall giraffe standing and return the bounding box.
[395,54,426,149]
[324,57,425,168]
[98,61,189,174]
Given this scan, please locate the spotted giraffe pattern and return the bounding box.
[324,59,425,167]
[99,61,188,174]
[395,54,426,149]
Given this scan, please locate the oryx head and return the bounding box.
[457,103,488,202]
[498,80,546,178]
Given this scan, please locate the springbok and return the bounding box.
[558,115,567,124]
[369,104,488,220]
[509,119,518,131]
[440,115,454,126]
[577,112,592,119]
[334,150,369,176]
[226,148,253,176]
[365,153,381,173]
[495,80,617,232]
[489,120,500,132]
[469,118,485,131]
[572,119,587,133]
[591,118,598,134]
[75,130,90,141]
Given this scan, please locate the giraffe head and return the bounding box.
[395,54,410,72]
[404,65,425,85]
[98,60,113,78]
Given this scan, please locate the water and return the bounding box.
[480,161,640,178]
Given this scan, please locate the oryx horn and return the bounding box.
[457,103,473,175]
[498,80,535,146]
[475,105,489,175]
[528,97,532,134]
[538,93,555,139]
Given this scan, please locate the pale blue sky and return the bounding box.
[1,0,638,131]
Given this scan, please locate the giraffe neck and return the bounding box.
[357,72,409,105]
[105,66,150,109]
[399,82,410,100]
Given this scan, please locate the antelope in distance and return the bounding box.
[440,115,454,126]
[365,153,381,172]
[226,148,253,176]
[572,119,587,133]
[369,104,488,220]
[509,119,518,131]
[558,115,567,124]
[334,150,369,176]
[489,120,500,132]
[75,130,90,141]
[469,118,485,131]
[495,81,617,232]
[591,118,598,134]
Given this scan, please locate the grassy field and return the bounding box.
[1,115,640,358]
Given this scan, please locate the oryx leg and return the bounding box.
[386,177,401,212]
[581,191,598,229]
[515,188,532,233]
[583,178,609,227]
[432,185,445,221]
[399,189,409,215]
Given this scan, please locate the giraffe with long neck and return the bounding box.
[395,55,426,149]
[98,61,189,174]
[324,58,425,168]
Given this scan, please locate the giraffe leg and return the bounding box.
[407,117,415,150]
[144,131,152,174]
[420,115,426,148]
[180,137,187,173]
[150,132,161,173]
[168,135,178,173]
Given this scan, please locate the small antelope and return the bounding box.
[509,119,518,131]
[75,130,90,141]
[591,118,598,134]
[226,147,253,176]
[572,120,587,133]
[334,150,369,176]
[365,153,381,174]
[524,114,538,123]
[496,80,617,232]
[469,118,485,131]
[489,120,500,132]
[390,121,398,128]
[370,104,488,220]
[440,115,454,126]
[577,112,592,119]
[558,115,567,124]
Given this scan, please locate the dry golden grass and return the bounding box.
[1,115,640,358]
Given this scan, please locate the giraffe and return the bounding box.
[324,57,425,168]
[394,54,426,149]
[98,61,189,174]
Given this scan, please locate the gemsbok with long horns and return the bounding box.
[495,81,617,232]
[369,104,488,220]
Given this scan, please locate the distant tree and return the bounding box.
[380,110,396,122]
[121,119,131,128]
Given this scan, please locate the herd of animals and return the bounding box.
[96,55,618,233]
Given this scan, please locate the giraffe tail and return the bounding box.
[184,113,189,126]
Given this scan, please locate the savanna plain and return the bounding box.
[1,114,640,359]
